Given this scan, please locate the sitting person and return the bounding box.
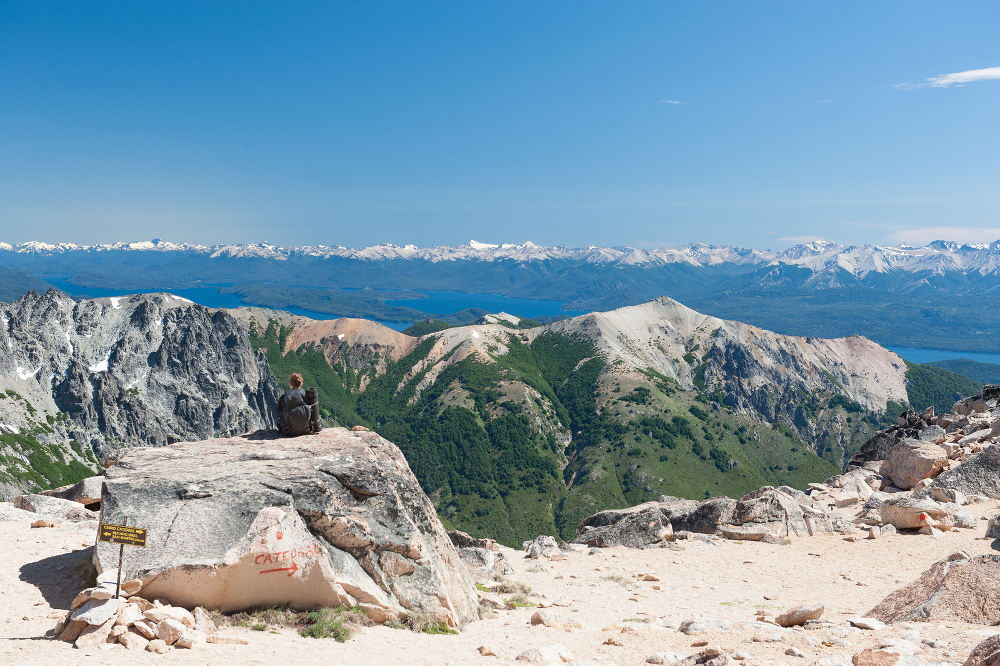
[277,373,320,436]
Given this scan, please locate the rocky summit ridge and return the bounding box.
[0,290,278,500]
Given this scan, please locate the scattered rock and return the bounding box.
[116,603,143,627]
[58,619,87,642]
[530,610,582,631]
[851,648,900,665]
[785,646,805,657]
[131,619,157,639]
[206,635,249,645]
[146,638,170,654]
[849,617,886,630]
[448,529,500,551]
[75,614,120,649]
[477,645,498,657]
[515,643,573,664]
[986,514,1000,539]
[930,487,967,505]
[526,536,562,559]
[192,607,217,635]
[30,518,59,528]
[119,628,150,651]
[143,606,195,629]
[679,617,735,634]
[646,653,685,665]
[776,604,824,627]
[156,618,187,645]
[71,597,123,626]
[174,628,206,648]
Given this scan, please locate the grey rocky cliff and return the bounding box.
[96,427,479,628]
[0,290,279,497]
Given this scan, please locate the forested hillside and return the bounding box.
[248,315,868,544]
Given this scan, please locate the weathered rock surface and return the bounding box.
[0,291,281,500]
[932,445,1000,499]
[775,603,824,627]
[574,502,675,547]
[867,554,1000,624]
[96,428,478,628]
[964,634,1000,666]
[41,475,104,508]
[879,496,958,530]
[575,486,852,547]
[14,493,87,519]
[880,440,948,490]
[448,529,500,552]
[0,501,37,521]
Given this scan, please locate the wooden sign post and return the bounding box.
[98,517,148,598]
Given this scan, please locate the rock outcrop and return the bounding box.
[867,554,1000,624]
[932,444,1000,499]
[575,486,854,547]
[880,439,948,490]
[96,428,479,628]
[1,290,280,499]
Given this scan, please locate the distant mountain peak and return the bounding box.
[7,238,1000,277]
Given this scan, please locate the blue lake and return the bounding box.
[886,346,1000,366]
[45,281,579,331]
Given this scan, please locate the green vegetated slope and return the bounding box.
[250,320,850,545]
[903,361,983,414]
[0,390,100,492]
[927,359,1000,386]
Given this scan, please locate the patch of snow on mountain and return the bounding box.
[88,350,111,373]
[16,366,40,380]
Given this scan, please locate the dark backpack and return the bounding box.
[279,388,313,436]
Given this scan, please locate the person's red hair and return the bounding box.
[289,373,303,389]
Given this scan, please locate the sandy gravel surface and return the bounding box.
[3,503,1000,665]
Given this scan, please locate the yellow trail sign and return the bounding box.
[98,523,147,547]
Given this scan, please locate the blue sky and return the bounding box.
[1,1,998,249]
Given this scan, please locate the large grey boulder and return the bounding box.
[14,494,85,518]
[575,503,673,548]
[868,555,1000,624]
[41,475,104,507]
[674,497,737,533]
[574,496,700,547]
[721,487,852,539]
[880,439,948,490]
[880,495,958,530]
[932,444,1000,499]
[96,428,479,628]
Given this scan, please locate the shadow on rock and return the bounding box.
[19,546,95,609]
[243,429,285,441]
[990,538,1000,552]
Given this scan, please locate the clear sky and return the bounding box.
[1,1,998,249]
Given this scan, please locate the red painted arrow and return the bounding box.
[258,561,298,576]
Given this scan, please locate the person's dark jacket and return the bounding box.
[277,387,312,436]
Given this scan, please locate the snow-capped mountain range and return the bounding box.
[5,238,1000,277]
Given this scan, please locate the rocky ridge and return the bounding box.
[0,290,279,499]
